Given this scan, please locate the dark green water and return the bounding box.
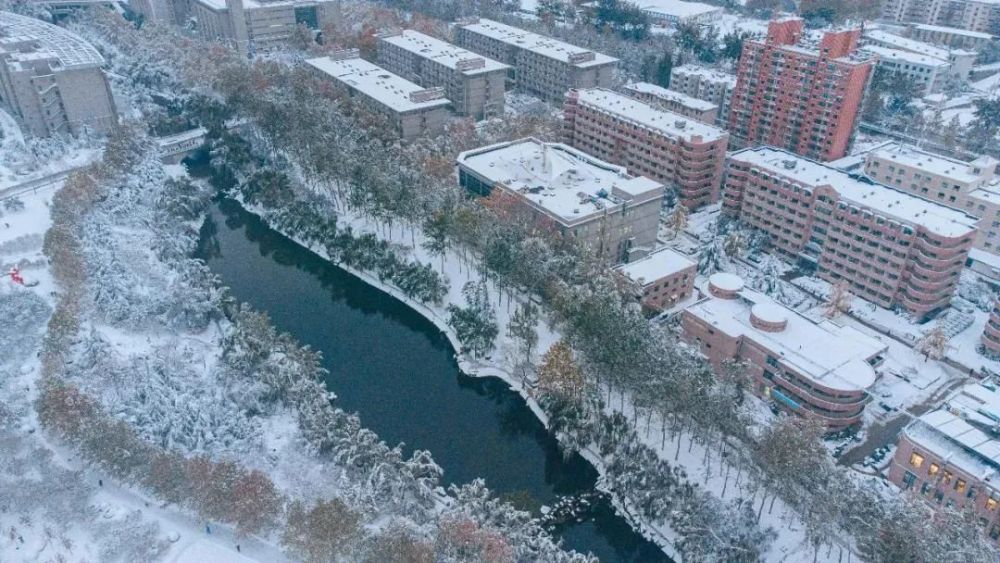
[195,197,670,562]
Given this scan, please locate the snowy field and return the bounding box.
[0,187,282,563]
[0,108,100,192]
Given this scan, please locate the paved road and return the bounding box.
[838,374,970,467]
[0,168,78,201]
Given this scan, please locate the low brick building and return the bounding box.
[614,248,696,312]
[984,298,1000,356]
[456,138,664,263]
[682,273,887,430]
[888,383,1000,540]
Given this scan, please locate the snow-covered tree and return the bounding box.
[507,301,539,382]
[447,280,499,358]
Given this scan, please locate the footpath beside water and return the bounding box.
[196,198,673,563]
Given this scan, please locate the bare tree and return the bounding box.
[823,281,852,318]
[916,325,950,361]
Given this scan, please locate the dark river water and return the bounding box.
[195,197,670,562]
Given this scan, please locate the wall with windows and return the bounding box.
[889,434,1000,540]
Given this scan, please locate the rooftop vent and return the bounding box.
[782,159,797,170]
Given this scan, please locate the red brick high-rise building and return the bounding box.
[728,18,874,162]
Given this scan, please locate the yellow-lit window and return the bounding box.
[929,463,940,477]
[956,479,967,494]
[943,471,953,485]
[987,497,999,511]
[909,452,924,468]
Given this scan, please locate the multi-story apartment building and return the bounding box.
[188,0,340,53]
[983,297,1000,355]
[614,247,696,311]
[0,11,116,137]
[862,143,1000,254]
[623,81,719,124]
[862,44,952,95]
[682,273,887,430]
[376,30,508,120]
[637,0,723,26]
[563,88,729,210]
[453,18,617,102]
[910,23,994,51]
[888,382,1000,540]
[456,138,664,263]
[724,147,979,319]
[881,0,1000,35]
[668,64,736,127]
[305,52,450,141]
[728,18,874,162]
[865,29,976,83]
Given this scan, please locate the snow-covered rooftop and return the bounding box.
[615,248,695,286]
[457,19,617,68]
[0,11,104,70]
[685,280,886,391]
[947,382,1000,430]
[914,23,993,40]
[380,30,509,75]
[865,30,956,61]
[572,88,727,142]
[304,56,451,113]
[456,138,663,226]
[624,82,718,112]
[970,247,1000,271]
[905,407,1000,484]
[672,64,737,86]
[867,143,997,186]
[730,147,980,238]
[638,0,722,19]
[862,44,950,68]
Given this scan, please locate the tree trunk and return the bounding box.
[769,493,778,514]
[674,421,683,461]
[757,491,767,522]
[721,463,731,498]
[660,414,667,449]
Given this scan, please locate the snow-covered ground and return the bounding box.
[0,108,99,192]
[0,186,283,563]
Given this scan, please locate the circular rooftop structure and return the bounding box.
[0,11,105,69]
[708,273,744,299]
[750,302,788,332]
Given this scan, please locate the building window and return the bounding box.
[987,497,999,511]
[920,482,933,496]
[928,463,940,477]
[902,471,917,489]
[955,479,967,494]
[909,452,924,468]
